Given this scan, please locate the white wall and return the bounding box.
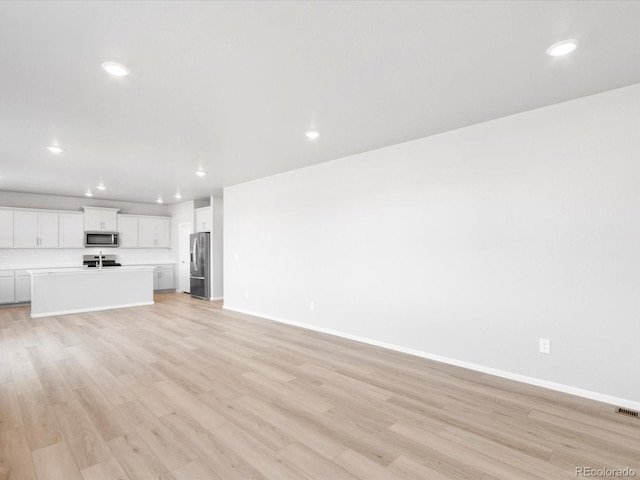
[225,83,640,406]
[211,196,223,299]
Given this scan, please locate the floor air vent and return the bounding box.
[616,407,639,418]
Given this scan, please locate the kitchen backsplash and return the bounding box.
[0,248,174,269]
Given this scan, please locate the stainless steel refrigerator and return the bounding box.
[190,232,210,299]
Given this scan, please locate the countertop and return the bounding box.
[1,262,176,271]
[27,266,156,275]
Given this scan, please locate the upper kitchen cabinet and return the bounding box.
[0,210,13,247]
[155,218,171,248]
[83,206,119,231]
[118,215,139,248]
[58,213,84,248]
[14,210,59,248]
[136,216,171,248]
[195,206,213,232]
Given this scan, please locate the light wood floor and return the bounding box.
[1,293,638,480]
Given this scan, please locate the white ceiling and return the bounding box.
[1,1,640,205]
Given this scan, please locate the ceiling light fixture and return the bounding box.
[46,145,64,154]
[85,191,93,197]
[195,170,206,177]
[546,39,578,57]
[101,61,130,77]
[96,184,106,190]
[174,193,182,199]
[157,198,163,204]
[305,130,320,140]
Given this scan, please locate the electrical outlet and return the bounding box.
[539,338,551,354]
[310,301,315,311]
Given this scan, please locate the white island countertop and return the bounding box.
[28,266,155,318]
[28,266,155,275]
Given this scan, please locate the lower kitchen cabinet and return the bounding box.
[0,270,32,305]
[0,271,14,304]
[153,265,175,291]
[14,270,31,303]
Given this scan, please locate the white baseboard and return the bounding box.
[223,305,640,411]
[31,301,154,318]
[210,296,224,301]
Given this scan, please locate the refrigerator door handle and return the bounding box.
[191,276,205,280]
[192,238,198,271]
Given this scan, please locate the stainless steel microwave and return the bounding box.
[85,231,119,247]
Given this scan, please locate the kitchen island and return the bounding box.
[28,266,155,318]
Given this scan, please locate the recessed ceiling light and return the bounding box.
[96,184,106,190]
[195,170,206,177]
[175,193,182,199]
[46,145,64,154]
[305,130,320,140]
[85,191,93,197]
[101,61,130,77]
[157,198,163,204]
[546,40,578,57]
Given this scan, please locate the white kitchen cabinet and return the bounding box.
[0,271,14,304]
[0,210,13,247]
[138,217,155,247]
[118,215,139,248]
[38,213,59,247]
[138,217,171,248]
[195,206,212,232]
[13,211,38,248]
[14,211,59,248]
[58,213,84,248]
[155,218,171,248]
[14,270,31,303]
[83,207,119,231]
[154,265,175,291]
